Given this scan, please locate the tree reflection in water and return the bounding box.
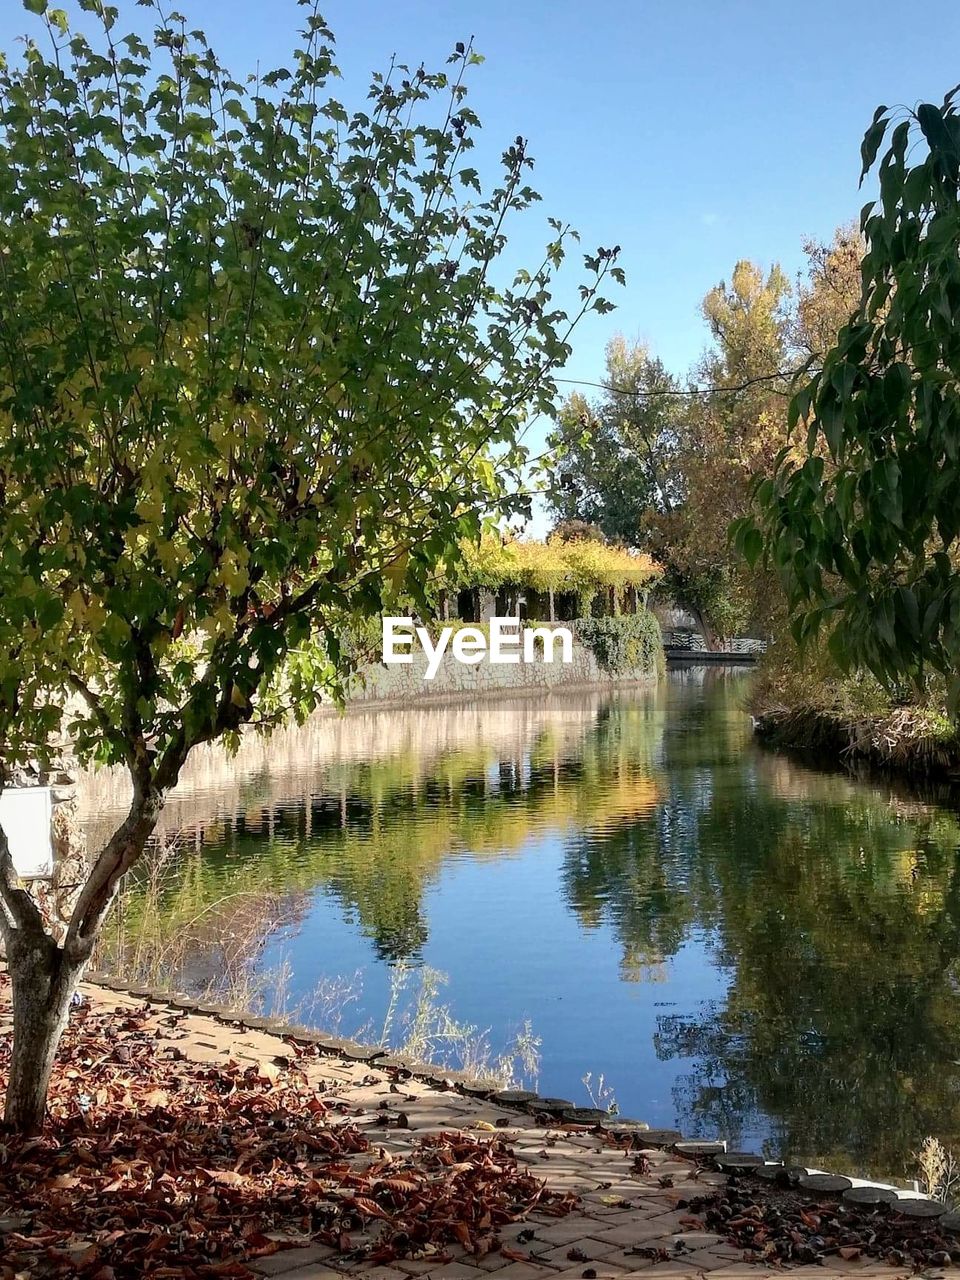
[563,669,960,1177]
[82,668,960,1181]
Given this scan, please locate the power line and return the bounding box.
[554,368,814,400]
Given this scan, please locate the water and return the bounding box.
[81,666,960,1183]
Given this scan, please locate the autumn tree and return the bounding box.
[0,0,619,1132]
[670,237,865,644]
[790,224,864,362]
[547,238,865,647]
[650,262,794,643]
[545,268,793,644]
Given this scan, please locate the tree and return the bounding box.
[0,0,619,1133]
[545,271,793,645]
[547,237,867,649]
[549,518,606,544]
[648,263,793,644]
[745,92,960,697]
[790,225,864,362]
[545,335,683,542]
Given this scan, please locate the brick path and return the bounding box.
[8,980,911,1280]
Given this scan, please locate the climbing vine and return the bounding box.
[576,613,664,675]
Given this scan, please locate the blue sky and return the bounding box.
[3,1,959,401]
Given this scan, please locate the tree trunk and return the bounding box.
[689,606,720,652]
[4,931,81,1134]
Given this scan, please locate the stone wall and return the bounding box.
[347,637,657,706]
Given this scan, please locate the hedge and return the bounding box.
[576,611,664,676]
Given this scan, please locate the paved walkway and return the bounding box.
[11,980,912,1280]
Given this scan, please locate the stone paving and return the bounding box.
[9,980,914,1280]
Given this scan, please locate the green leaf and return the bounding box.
[860,111,888,182]
[742,526,764,567]
[917,102,955,159]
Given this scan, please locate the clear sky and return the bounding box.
[2,1,959,400]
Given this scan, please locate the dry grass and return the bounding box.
[915,1135,960,1207]
[380,962,541,1089]
[92,834,293,1006]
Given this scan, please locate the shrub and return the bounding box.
[576,611,663,676]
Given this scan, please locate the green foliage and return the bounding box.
[576,611,663,675]
[656,563,751,643]
[543,336,684,543]
[0,0,619,777]
[749,632,960,775]
[542,276,794,643]
[0,0,621,987]
[745,90,960,701]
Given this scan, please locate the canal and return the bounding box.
[81,665,960,1184]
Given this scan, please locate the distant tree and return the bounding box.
[545,336,684,543]
[790,225,864,361]
[544,272,793,645]
[548,241,865,648]
[650,263,794,643]
[744,94,960,698]
[0,0,619,1132]
[549,518,607,543]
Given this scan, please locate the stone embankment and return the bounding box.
[349,642,657,707]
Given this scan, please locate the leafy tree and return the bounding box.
[0,0,619,1132]
[549,243,864,648]
[701,262,793,386]
[545,272,793,645]
[745,93,960,697]
[648,263,793,644]
[790,225,864,362]
[542,337,739,641]
[545,335,683,541]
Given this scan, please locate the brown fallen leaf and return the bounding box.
[204,1169,248,1187]
[501,1247,535,1263]
[0,972,576,1280]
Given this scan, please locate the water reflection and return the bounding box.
[80,668,960,1182]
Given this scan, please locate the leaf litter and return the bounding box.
[0,984,576,1278]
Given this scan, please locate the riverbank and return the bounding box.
[752,701,960,780]
[746,645,960,780]
[0,972,927,1280]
